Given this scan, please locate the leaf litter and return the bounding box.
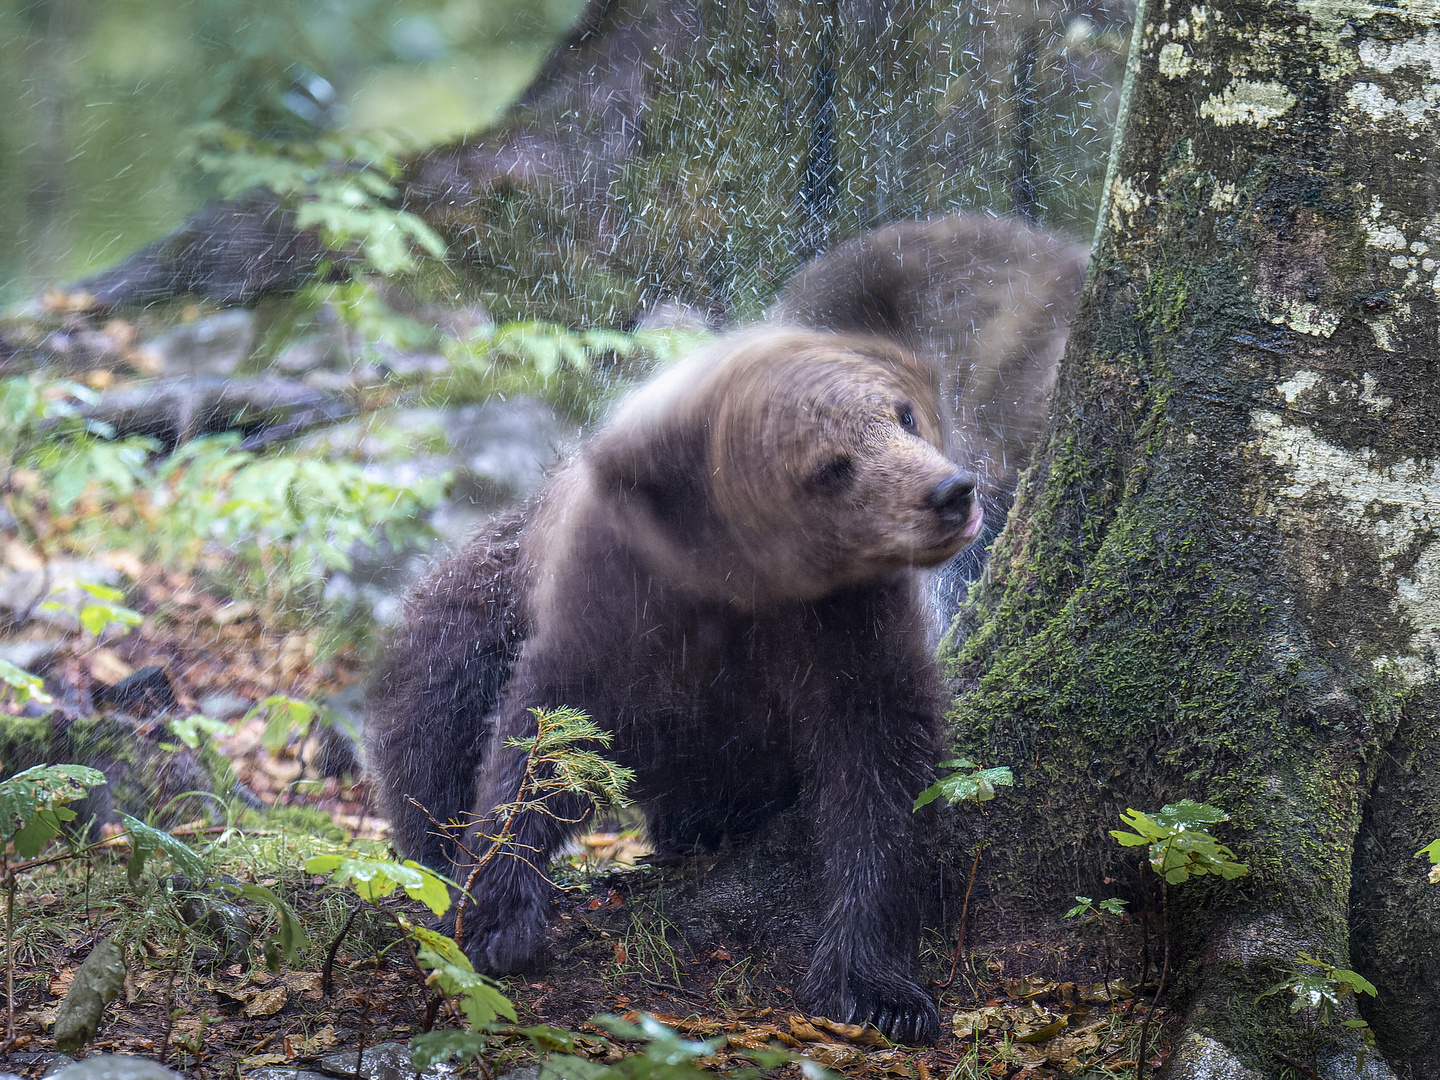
[3,473,1175,1078]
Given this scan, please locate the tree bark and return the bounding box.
[940,0,1440,1076]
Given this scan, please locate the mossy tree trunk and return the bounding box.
[941,0,1440,1075]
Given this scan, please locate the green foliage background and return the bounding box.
[0,0,586,303]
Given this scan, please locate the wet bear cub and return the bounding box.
[368,329,984,1044]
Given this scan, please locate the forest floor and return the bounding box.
[1,532,1177,1080]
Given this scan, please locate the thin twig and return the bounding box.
[353,995,371,1080]
[1272,1051,1323,1080]
[323,902,364,997]
[158,961,179,1065]
[1136,883,1170,1080]
[932,834,984,990]
[3,864,15,1051]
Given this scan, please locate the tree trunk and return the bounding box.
[71,0,1127,322]
[940,0,1440,1075]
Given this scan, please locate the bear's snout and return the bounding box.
[928,471,977,525]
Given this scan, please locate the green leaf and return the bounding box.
[246,695,316,754]
[0,658,53,707]
[1417,839,1440,864]
[78,582,126,604]
[408,924,515,1027]
[120,813,207,885]
[168,714,232,750]
[306,853,454,914]
[913,761,1014,810]
[217,882,311,962]
[0,764,105,848]
[410,1030,493,1070]
[1330,967,1377,997]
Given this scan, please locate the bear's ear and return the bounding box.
[587,420,712,534]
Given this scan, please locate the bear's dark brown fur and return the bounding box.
[368,328,984,1044]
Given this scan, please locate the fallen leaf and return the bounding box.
[811,1016,889,1047]
[953,1006,1003,1036]
[241,1055,289,1068]
[284,971,324,995]
[801,1042,864,1068]
[871,1049,914,1075]
[1014,1016,1067,1043]
[88,648,135,686]
[243,985,288,1018]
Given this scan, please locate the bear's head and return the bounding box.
[589,329,983,608]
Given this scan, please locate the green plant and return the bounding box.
[0,764,107,1045]
[191,125,447,276]
[0,660,52,711]
[1418,837,1440,884]
[1110,800,1247,1079]
[1259,953,1377,1070]
[451,706,635,937]
[40,582,143,639]
[1064,896,1129,1003]
[913,759,1015,810]
[1109,799,1249,885]
[307,706,636,1073]
[1064,895,1128,919]
[915,758,1014,988]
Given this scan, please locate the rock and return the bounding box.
[92,665,176,716]
[142,310,256,377]
[0,635,65,671]
[196,690,252,719]
[0,559,119,628]
[316,1042,456,1080]
[85,374,350,448]
[40,1054,78,1077]
[274,334,349,375]
[170,875,254,964]
[48,1056,181,1080]
[244,1070,332,1080]
[52,939,128,1052]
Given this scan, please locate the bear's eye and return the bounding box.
[808,455,856,494]
[897,405,917,432]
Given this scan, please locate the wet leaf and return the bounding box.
[52,938,127,1052]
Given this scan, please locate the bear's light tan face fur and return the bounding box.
[575,329,983,609]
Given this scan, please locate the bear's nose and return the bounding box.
[928,472,976,523]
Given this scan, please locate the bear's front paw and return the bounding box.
[797,970,941,1046]
[455,904,549,976]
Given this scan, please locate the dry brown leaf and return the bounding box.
[243,985,289,1018]
[870,1049,914,1075]
[241,1055,289,1068]
[800,1042,863,1068]
[89,648,134,686]
[284,971,324,995]
[811,1016,890,1047]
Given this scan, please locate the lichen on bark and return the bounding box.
[939,0,1440,1074]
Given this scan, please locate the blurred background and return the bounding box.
[0,0,586,303]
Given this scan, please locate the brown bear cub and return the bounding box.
[368,329,984,1045]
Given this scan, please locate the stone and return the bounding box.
[48,1056,180,1080]
[196,690,253,719]
[0,635,65,671]
[316,1042,456,1080]
[144,310,256,377]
